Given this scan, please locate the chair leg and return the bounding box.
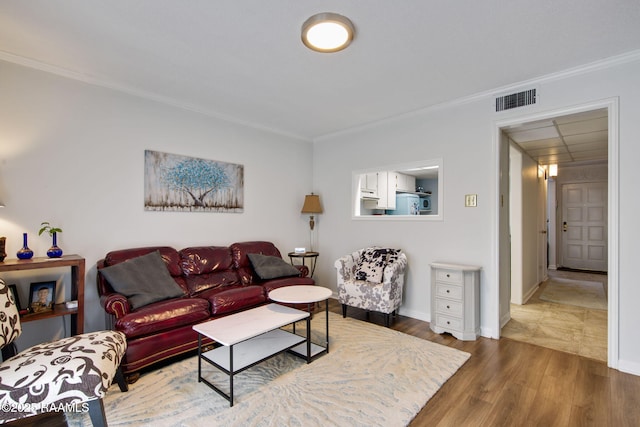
[1,343,17,361]
[114,366,129,392]
[341,304,347,318]
[88,398,108,427]
[385,313,390,327]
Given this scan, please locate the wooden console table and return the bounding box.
[0,255,85,335]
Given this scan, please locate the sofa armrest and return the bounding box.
[294,264,310,277]
[100,293,131,319]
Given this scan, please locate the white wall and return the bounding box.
[2,52,640,375]
[521,151,541,300]
[313,53,640,375]
[0,61,314,348]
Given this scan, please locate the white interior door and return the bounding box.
[561,182,608,271]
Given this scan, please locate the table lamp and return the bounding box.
[301,193,323,230]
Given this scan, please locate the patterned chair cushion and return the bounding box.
[355,248,401,283]
[0,281,22,349]
[0,330,126,422]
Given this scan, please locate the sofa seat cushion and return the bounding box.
[116,297,210,339]
[201,285,266,316]
[183,271,242,296]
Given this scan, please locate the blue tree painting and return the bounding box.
[144,150,244,212]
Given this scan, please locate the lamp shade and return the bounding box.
[301,194,323,214]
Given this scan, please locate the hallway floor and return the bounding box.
[502,269,608,362]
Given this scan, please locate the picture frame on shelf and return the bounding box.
[8,284,21,311]
[28,281,56,314]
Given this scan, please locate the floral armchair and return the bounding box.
[0,278,128,426]
[334,247,407,327]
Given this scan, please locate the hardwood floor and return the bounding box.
[327,299,640,427]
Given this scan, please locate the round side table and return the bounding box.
[287,252,319,277]
[268,285,332,358]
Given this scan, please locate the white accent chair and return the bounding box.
[0,278,128,426]
[334,247,407,327]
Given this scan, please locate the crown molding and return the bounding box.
[315,49,640,142]
[0,50,311,142]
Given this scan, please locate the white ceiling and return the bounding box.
[1,1,639,141]
[504,109,608,165]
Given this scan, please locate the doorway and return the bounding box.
[495,99,618,367]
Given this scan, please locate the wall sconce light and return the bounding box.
[549,164,558,177]
[301,12,355,53]
[301,193,323,230]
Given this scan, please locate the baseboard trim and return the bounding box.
[557,266,607,275]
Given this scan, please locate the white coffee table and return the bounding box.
[268,285,332,359]
[193,303,310,406]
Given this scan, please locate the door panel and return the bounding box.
[561,182,607,271]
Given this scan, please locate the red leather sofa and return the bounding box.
[97,241,314,378]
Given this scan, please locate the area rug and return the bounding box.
[539,277,607,310]
[68,311,470,427]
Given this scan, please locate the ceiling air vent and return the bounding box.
[495,88,537,112]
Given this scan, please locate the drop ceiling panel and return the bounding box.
[568,141,608,152]
[571,149,608,160]
[526,146,570,157]
[535,153,575,164]
[505,109,609,165]
[564,130,608,145]
[557,117,608,135]
[515,137,564,150]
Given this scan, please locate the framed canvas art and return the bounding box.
[144,150,244,212]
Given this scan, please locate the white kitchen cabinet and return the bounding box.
[360,173,378,197]
[376,171,396,210]
[430,262,481,340]
[393,172,417,193]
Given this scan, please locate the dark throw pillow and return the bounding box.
[247,253,301,280]
[100,250,185,309]
[355,247,402,283]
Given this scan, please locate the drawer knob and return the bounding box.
[447,305,450,309]
[447,321,451,325]
[446,274,450,277]
[446,290,450,293]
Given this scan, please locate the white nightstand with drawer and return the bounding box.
[430,262,481,340]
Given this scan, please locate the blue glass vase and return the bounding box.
[47,232,63,258]
[16,233,34,260]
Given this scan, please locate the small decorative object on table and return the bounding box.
[16,233,34,260]
[39,221,63,258]
[27,280,56,314]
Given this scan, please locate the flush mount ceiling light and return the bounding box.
[301,12,355,53]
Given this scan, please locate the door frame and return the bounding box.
[493,97,619,368]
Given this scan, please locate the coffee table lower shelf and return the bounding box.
[197,328,308,406]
